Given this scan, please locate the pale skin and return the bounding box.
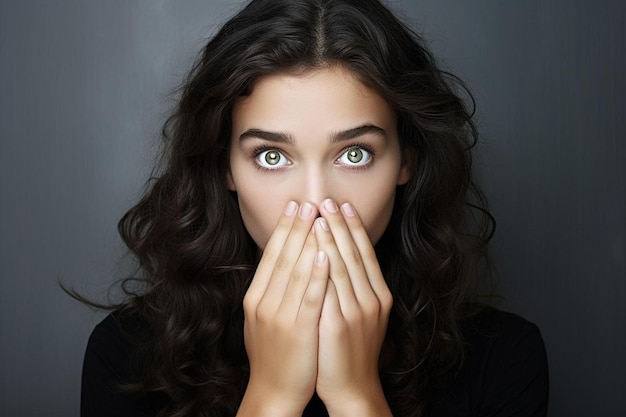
[228,66,410,417]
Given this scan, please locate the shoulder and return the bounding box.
[83,310,149,378]
[85,312,135,356]
[428,306,549,417]
[463,305,545,357]
[81,310,163,417]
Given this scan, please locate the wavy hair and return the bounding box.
[112,0,495,416]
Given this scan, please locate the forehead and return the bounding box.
[231,66,396,134]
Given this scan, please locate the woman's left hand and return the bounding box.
[313,198,394,417]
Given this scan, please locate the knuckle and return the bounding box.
[255,302,274,323]
[301,277,326,308]
[344,245,362,265]
[242,294,256,313]
[290,268,306,283]
[361,247,378,265]
[273,255,291,273]
[302,290,321,309]
[332,268,350,283]
[380,289,393,312]
[361,297,381,317]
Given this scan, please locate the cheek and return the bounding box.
[236,184,288,249]
[341,176,398,244]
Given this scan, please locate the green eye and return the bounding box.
[337,147,372,167]
[347,148,363,163]
[257,149,289,169]
[265,151,281,165]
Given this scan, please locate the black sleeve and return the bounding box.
[81,314,161,417]
[427,308,549,417]
[477,314,549,417]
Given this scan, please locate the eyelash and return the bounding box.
[250,143,376,172]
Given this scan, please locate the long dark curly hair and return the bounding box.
[107,0,495,416]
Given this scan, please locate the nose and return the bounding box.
[299,167,331,210]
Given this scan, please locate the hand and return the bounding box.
[237,201,330,417]
[313,199,393,417]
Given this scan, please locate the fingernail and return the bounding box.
[341,202,355,217]
[284,201,298,217]
[315,251,327,266]
[299,202,314,218]
[316,217,329,231]
[324,199,338,213]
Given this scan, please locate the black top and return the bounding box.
[81,307,548,417]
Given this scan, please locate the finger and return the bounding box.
[279,230,318,316]
[261,202,318,305]
[314,216,360,316]
[339,202,391,304]
[246,200,299,304]
[319,279,343,324]
[297,250,329,324]
[318,198,376,305]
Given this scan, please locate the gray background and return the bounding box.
[1,1,624,416]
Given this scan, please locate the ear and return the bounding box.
[226,168,236,191]
[397,147,413,185]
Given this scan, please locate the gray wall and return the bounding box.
[1,1,623,416]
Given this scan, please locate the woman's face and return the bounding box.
[228,66,410,249]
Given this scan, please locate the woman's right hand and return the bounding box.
[237,201,329,417]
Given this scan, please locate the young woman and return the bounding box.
[81,1,548,416]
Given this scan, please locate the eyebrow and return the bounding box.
[238,124,387,144]
[239,129,294,144]
[330,124,387,143]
